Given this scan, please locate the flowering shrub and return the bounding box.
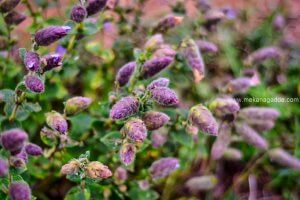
[0,0,300,199]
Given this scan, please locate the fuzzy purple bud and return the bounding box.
[141,57,173,78]
[245,46,283,65]
[152,44,177,59]
[247,120,275,132]
[0,158,8,177]
[4,11,26,25]
[46,111,68,134]
[211,123,231,160]
[25,143,43,156]
[71,5,87,23]
[86,161,112,179]
[196,40,218,54]
[116,61,136,86]
[110,96,139,120]
[86,0,107,16]
[273,15,285,30]
[65,96,92,116]
[34,26,71,46]
[24,51,40,72]
[120,143,136,166]
[149,157,179,180]
[224,77,253,94]
[0,0,20,13]
[143,111,170,130]
[24,75,44,93]
[238,107,280,121]
[185,175,218,192]
[114,167,127,182]
[154,15,183,32]
[209,97,240,118]
[123,118,147,142]
[147,77,170,90]
[181,38,205,83]
[9,182,31,200]
[151,131,167,148]
[234,123,268,150]
[0,129,28,154]
[150,87,179,106]
[42,54,63,72]
[11,149,28,166]
[269,148,300,170]
[188,104,219,136]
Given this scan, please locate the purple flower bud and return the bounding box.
[186,125,199,136]
[273,15,285,30]
[144,34,164,51]
[181,38,205,83]
[0,158,8,177]
[56,45,67,56]
[246,120,275,132]
[150,87,179,106]
[143,111,170,130]
[185,175,218,192]
[9,182,31,200]
[34,26,71,46]
[86,161,112,179]
[238,107,280,121]
[4,11,26,25]
[70,5,87,23]
[46,111,68,134]
[221,7,237,20]
[116,61,136,86]
[269,148,300,170]
[25,143,43,156]
[154,15,183,32]
[223,148,243,160]
[10,149,28,168]
[0,129,28,154]
[114,167,127,182]
[24,75,44,93]
[138,180,150,190]
[0,0,21,13]
[86,0,107,16]
[209,97,240,118]
[24,51,40,72]
[151,131,167,148]
[147,77,170,90]
[234,123,268,150]
[245,46,283,65]
[42,54,63,72]
[61,160,80,175]
[211,123,231,160]
[120,143,136,166]
[224,77,253,94]
[123,118,147,142]
[110,96,139,120]
[196,40,218,54]
[188,104,219,136]
[65,96,92,116]
[141,57,173,78]
[149,157,179,180]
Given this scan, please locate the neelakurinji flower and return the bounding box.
[0,0,21,13]
[149,157,179,180]
[24,75,45,93]
[86,0,107,16]
[151,131,168,148]
[123,118,147,142]
[238,107,280,121]
[0,129,28,155]
[0,158,8,177]
[42,54,63,72]
[34,26,71,46]
[116,61,136,86]
[25,143,43,156]
[120,143,136,166]
[209,97,240,118]
[4,11,26,25]
[46,111,68,134]
[70,5,87,23]
[245,46,283,66]
[196,40,218,54]
[150,87,179,106]
[140,57,173,78]
[114,167,127,182]
[188,104,219,136]
[144,34,164,51]
[86,161,112,179]
[65,96,93,116]
[110,96,139,120]
[9,182,31,200]
[24,51,40,72]
[146,77,170,90]
[224,77,254,94]
[185,175,218,193]
[142,111,170,130]
[61,160,80,175]
[223,148,243,160]
[269,148,300,170]
[247,120,275,132]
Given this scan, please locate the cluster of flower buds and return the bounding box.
[196,39,219,54]
[0,128,43,169]
[9,182,31,200]
[188,104,219,136]
[185,175,218,193]
[61,157,112,180]
[181,38,205,83]
[149,157,179,180]
[0,0,25,26]
[154,15,183,33]
[244,46,284,66]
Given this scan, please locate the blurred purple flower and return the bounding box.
[149,157,179,180]
[147,77,170,90]
[25,143,43,156]
[0,158,8,177]
[269,148,300,170]
[0,129,28,155]
[116,61,136,86]
[46,111,68,134]
[141,57,173,78]
[9,182,31,200]
[65,96,92,116]
[143,111,170,130]
[120,143,136,166]
[154,15,183,32]
[151,131,167,148]
[196,40,218,54]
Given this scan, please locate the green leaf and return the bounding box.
[0,89,15,104]
[0,119,21,131]
[65,186,91,200]
[22,102,42,113]
[100,131,122,150]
